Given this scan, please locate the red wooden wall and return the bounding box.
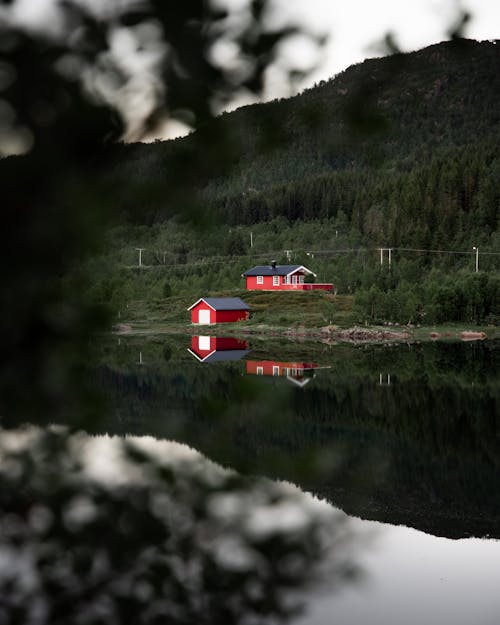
[245,272,306,290]
[214,309,249,323]
[190,302,249,324]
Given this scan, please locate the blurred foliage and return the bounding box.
[0,0,323,421]
[0,427,359,624]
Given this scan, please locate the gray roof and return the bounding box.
[187,348,250,363]
[188,297,250,311]
[204,349,250,363]
[243,265,314,277]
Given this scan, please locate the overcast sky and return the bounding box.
[262,0,500,98]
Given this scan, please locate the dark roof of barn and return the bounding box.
[188,297,250,311]
[187,348,250,363]
[243,265,314,277]
[203,349,250,362]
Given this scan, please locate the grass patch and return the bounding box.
[119,290,356,330]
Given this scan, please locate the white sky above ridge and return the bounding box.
[263,0,500,100]
[202,0,500,133]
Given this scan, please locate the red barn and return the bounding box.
[188,297,250,325]
[242,263,333,291]
[188,336,249,362]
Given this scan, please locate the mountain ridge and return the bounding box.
[109,38,499,249]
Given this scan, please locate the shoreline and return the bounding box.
[113,322,495,344]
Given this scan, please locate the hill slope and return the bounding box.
[110,38,499,250]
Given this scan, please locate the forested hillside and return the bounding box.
[78,39,500,324]
[109,38,499,244]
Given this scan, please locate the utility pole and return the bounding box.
[472,246,479,273]
[136,248,145,268]
[379,248,393,267]
[250,232,253,248]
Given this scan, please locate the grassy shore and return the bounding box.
[114,290,499,343]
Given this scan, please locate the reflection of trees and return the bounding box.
[64,340,499,539]
[0,428,362,624]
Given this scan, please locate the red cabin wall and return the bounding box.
[214,309,249,323]
[246,272,307,290]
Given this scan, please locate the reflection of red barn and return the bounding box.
[188,297,250,325]
[246,360,318,387]
[242,264,333,292]
[188,336,249,362]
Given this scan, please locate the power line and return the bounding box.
[123,244,500,270]
[394,247,473,256]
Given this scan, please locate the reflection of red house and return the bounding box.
[188,336,249,362]
[242,264,333,292]
[246,360,318,387]
[188,297,250,325]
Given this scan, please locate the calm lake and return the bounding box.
[1,335,499,624]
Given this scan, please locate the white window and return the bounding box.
[273,276,279,286]
[299,275,304,283]
[292,275,298,284]
[272,365,280,376]
[257,366,263,375]
[283,276,289,285]
[257,275,263,284]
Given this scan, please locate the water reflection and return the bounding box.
[188,336,249,363]
[297,523,500,625]
[0,427,363,625]
[81,336,500,540]
[246,360,318,387]
[188,335,321,387]
[378,373,391,386]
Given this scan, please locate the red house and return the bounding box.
[188,297,250,325]
[242,263,333,291]
[246,360,318,387]
[188,336,249,362]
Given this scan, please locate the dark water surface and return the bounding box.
[1,335,499,624]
